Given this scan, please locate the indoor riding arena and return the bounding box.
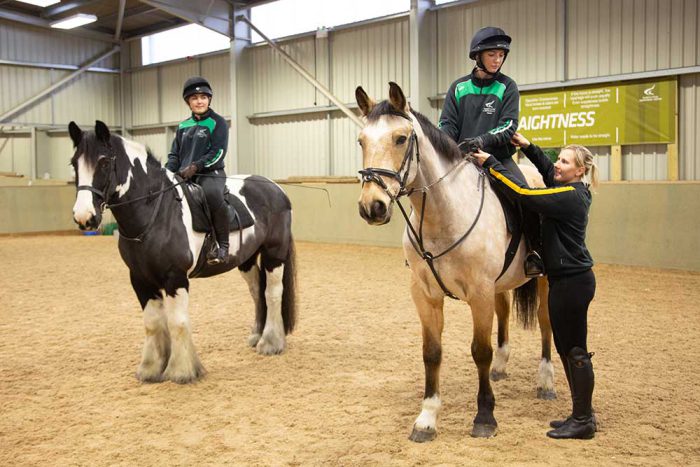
[1,1,699,466]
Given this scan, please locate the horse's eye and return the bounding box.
[98,157,110,169]
[396,136,407,145]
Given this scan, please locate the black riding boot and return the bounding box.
[547,347,596,439]
[207,204,230,265]
[523,208,544,277]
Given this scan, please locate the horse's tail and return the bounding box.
[281,237,297,334]
[514,278,538,329]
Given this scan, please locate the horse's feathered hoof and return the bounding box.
[255,336,285,355]
[409,426,436,443]
[490,369,508,381]
[537,387,557,400]
[471,423,497,438]
[135,371,165,383]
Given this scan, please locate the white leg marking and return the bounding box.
[538,357,555,392]
[256,265,286,355]
[162,288,205,383]
[136,298,170,382]
[240,265,262,347]
[491,343,510,377]
[414,395,442,432]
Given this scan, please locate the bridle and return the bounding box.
[358,110,486,300]
[75,143,174,243]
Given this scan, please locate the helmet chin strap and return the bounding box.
[475,52,508,76]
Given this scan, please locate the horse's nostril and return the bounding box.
[371,200,386,218]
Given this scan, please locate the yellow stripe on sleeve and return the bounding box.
[489,167,575,196]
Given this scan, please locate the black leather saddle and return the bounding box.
[180,181,255,234]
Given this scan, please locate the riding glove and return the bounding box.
[178,163,198,180]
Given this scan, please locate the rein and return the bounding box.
[76,147,185,243]
[358,110,486,300]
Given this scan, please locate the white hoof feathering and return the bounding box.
[538,357,555,392]
[257,265,286,355]
[491,343,510,376]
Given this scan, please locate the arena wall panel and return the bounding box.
[436,0,561,92]
[567,0,699,79]
[680,73,700,180]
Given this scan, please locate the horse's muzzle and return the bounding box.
[358,199,391,225]
[73,212,101,231]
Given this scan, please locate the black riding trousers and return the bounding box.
[547,269,596,356]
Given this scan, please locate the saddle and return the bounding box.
[180,181,255,234]
[485,172,525,280]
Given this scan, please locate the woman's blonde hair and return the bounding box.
[563,144,599,188]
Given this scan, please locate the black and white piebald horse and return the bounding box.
[69,121,296,384]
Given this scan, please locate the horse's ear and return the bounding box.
[388,81,408,113]
[95,120,110,142]
[355,86,375,117]
[68,121,83,147]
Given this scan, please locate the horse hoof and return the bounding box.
[409,426,436,443]
[490,370,508,381]
[471,424,497,438]
[135,371,164,383]
[248,333,261,347]
[537,388,557,400]
[256,338,285,356]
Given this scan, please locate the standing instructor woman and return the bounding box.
[474,133,599,440]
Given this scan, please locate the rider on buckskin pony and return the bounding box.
[166,76,230,265]
[439,27,543,277]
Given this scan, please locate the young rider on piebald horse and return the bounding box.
[439,26,543,277]
[166,76,230,265]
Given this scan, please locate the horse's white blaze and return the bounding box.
[538,357,555,392]
[257,265,285,354]
[137,298,168,380]
[162,287,199,378]
[240,265,262,346]
[492,343,510,375]
[72,157,97,224]
[414,395,441,431]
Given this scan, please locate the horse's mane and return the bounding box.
[366,100,464,163]
[71,130,160,170]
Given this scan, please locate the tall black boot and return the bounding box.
[547,347,596,439]
[207,204,230,265]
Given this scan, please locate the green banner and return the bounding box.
[519,77,676,147]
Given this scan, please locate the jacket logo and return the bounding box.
[482,100,496,115]
[197,129,208,138]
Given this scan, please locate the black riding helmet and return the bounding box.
[182,76,213,101]
[469,27,511,74]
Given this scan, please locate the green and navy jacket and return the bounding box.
[166,108,228,173]
[439,69,519,161]
[483,144,594,277]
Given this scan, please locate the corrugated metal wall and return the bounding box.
[680,73,700,180]
[246,16,408,177]
[567,0,699,79]
[130,128,169,163]
[436,0,562,90]
[39,134,74,180]
[0,133,31,175]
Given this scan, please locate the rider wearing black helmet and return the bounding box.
[166,76,230,265]
[439,27,543,277]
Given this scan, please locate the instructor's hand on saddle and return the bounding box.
[473,149,491,166]
[178,163,198,180]
[511,132,531,149]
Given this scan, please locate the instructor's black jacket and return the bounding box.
[482,144,594,277]
[439,69,519,161]
[166,108,228,173]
